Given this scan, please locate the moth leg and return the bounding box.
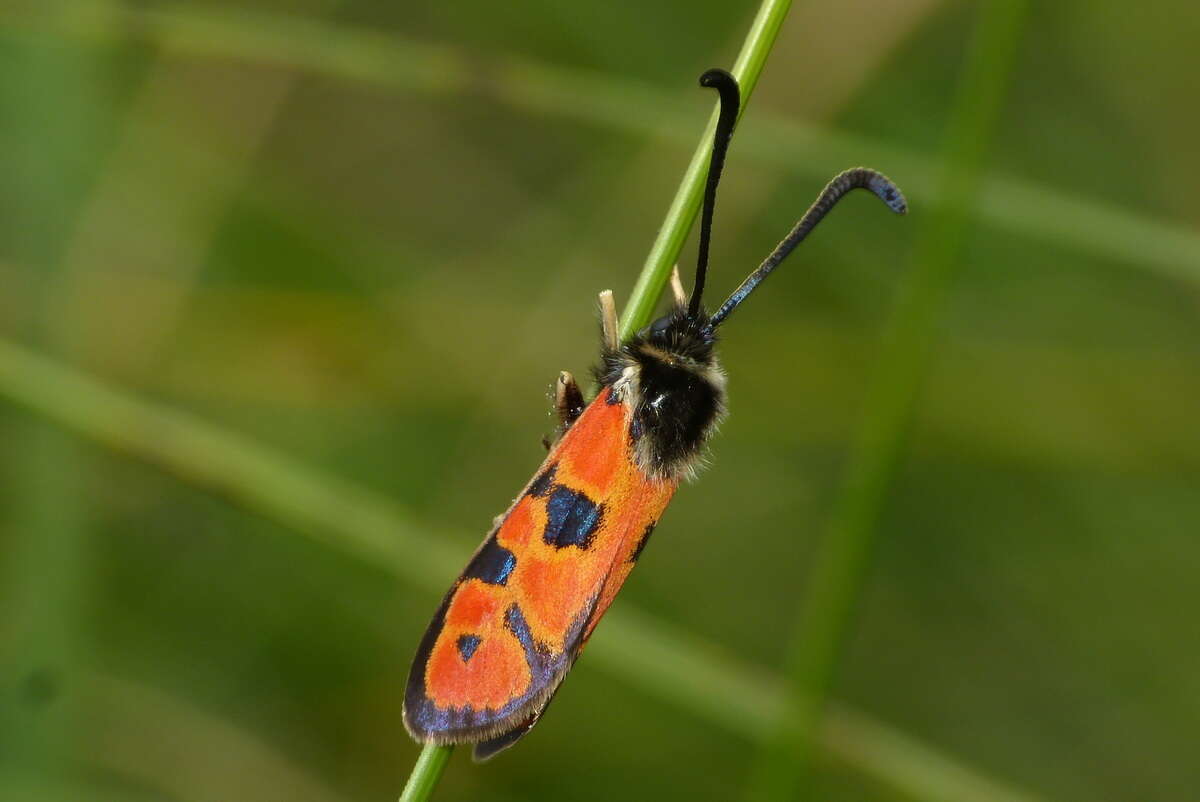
[598,290,618,352]
[555,370,585,428]
[543,370,585,450]
[669,264,687,308]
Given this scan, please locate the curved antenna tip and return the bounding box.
[707,166,909,328]
[699,68,737,89]
[862,169,908,215]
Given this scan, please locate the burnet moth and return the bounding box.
[403,68,907,760]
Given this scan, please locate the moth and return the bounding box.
[404,68,906,760]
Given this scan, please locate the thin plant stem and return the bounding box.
[745,2,1031,800]
[391,2,793,796]
[618,0,793,338]
[398,742,454,802]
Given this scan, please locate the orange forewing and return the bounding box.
[404,388,676,756]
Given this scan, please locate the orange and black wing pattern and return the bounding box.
[403,388,676,759]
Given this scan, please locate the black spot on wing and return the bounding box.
[543,486,603,549]
[505,603,553,667]
[456,634,482,662]
[405,597,579,746]
[528,464,557,497]
[463,538,516,586]
[472,603,587,759]
[631,522,656,562]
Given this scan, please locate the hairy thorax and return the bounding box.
[596,309,727,482]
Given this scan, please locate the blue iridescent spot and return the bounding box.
[495,552,516,584]
[543,486,603,549]
[456,634,482,662]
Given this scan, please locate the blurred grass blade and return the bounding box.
[0,340,461,588]
[4,3,1197,286]
[0,36,99,783]
[745,2,1030,799]
[0,338,1047,802]
[76,674,351,802]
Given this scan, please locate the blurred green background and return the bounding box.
[1,1,1198,800]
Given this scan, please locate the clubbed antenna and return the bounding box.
[709,168,907,328]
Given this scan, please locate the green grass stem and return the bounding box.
[744,2,1031,799]
[398,743,453,802]
[393,0,794,793]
